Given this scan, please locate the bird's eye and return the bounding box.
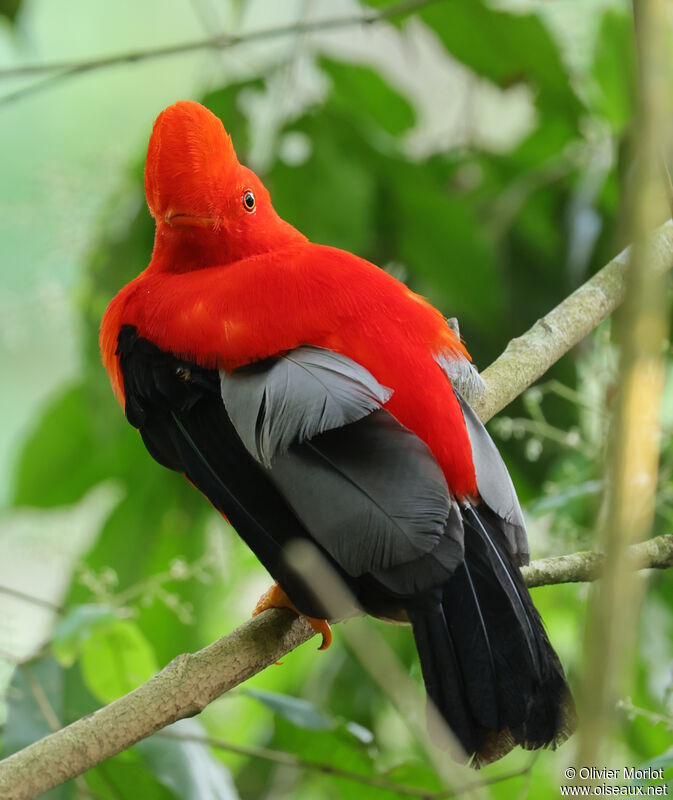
[242,190,256,212]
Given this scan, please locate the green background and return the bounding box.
[0,1,672,797]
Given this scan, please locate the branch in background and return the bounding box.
[0,0,440,106]
[1,222,672,798]
[521,534,673,588]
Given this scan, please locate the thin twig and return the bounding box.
[22,667,61,732]
[659,151,673,219]
[0,0,441,108]
[0,585,62,612]
[521,533,673,588]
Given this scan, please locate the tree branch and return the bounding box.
[521,533,673,588]
[1,223,673,799]
[0,0,440,106]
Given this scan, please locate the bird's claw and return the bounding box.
[252,582,332,651]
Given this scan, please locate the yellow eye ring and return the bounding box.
[243,190,256,212]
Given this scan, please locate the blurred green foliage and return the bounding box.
[0,0,21,24]
[1,1,672,798]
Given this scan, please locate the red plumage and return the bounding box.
[101,100,477,498]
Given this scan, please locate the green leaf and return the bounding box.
[268,114,377,255]
[137,720,239,800]
[0,0,21,23]
[11,384,131,507]
[80,619,158,704]
[265,717,380,798]
[389,161,502,325]
[418,0,581,122]
[51,604,119,667]
[320,58,416,137]
[383,760,444,793]
[244,688,335,731]
[590,10,636,132]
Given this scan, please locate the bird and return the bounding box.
[100,99,576,766]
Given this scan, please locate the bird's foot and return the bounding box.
[252,582,332,651]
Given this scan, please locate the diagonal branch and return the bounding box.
[0,0,441,106]
[0,222,672,799]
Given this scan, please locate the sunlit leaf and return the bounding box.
[0,483,121,697]
[51,604,119,667]
[80,619,158,704]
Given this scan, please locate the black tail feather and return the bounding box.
[411,504,576,766]
[410,607,477,758]
[463,504,540,674]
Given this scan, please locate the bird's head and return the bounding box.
[144,100,302,268]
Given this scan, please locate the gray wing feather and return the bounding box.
[268,409,453,577]
[455,392,529,566]
[435,351,486,405]
[369,501,464,594]
[220,346,392,468]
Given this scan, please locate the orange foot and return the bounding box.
[253,583,332,651]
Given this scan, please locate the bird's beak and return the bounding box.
[164,211,216,229]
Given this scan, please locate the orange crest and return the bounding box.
[144,100,238,223]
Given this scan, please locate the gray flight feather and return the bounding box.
[455,391,529,566]
[435,351,486,405]
[220,346,393,468]
[267,409,452,578]
[370,500,464,594]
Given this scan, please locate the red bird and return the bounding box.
[101,100,575,765]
